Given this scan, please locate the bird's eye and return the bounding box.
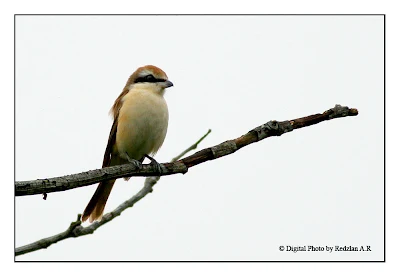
[145,75,156,81]
[133,74,162,84]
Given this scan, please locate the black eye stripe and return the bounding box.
[134,74,166,83]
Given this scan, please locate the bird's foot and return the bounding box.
[125,152,143,169]
[145,154,163,175]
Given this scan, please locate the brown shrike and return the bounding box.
[82,65,173,223]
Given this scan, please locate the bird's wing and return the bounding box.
[102,118,118,168]
[102,88,130,168]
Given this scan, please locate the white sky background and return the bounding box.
[14,15,384,261]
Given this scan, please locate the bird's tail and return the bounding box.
[81,179,115,223]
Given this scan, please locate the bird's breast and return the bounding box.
[116,89,169,161]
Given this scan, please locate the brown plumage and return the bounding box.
[82,65,173,223]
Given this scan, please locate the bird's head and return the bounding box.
[125,65,173,95]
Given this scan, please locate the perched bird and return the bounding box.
[82,65,173,223]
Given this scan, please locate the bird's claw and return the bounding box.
[125,152,143,169]
[145,154,163,175]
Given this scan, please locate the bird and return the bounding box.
[81,65,173,223]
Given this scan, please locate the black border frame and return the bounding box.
[14,14,386,262]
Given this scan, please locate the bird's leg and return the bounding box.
[144,154,163,175]
[125,152,143,169]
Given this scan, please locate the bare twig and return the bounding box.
[15,214,83,256]
[171,129,212,162]
[15,105,358,197]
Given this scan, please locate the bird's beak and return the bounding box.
[161,80,174,88]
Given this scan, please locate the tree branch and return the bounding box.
[15,105,358,256]
[16,129,213,256]
[15,104,358,197]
